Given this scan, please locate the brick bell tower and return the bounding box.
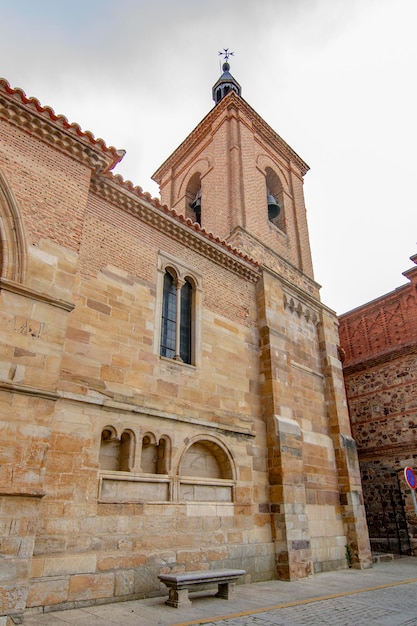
[153,54,372,579]
[153,53,314,280]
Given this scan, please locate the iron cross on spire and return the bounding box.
[218,48,234,62]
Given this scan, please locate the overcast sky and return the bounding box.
[1,0,416,314]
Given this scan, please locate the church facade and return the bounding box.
[0,64,371,620]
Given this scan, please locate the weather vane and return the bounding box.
[218,48,234,62]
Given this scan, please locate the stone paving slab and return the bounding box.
[21,557,417,626]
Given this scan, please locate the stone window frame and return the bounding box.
[160,271,194,362]
[154,252,202,367]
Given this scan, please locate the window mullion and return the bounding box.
[174,278,185,361]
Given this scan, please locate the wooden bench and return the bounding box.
[158,568,246,608]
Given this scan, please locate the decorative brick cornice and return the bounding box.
[152,91,309,183]
[91,175,260,283]
[339,262,417,368]
[0,78,124,174]
[343,343,417,376]
[250,113,309,177]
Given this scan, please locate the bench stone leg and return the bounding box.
[165,587,192,608]
[215,581,235,599]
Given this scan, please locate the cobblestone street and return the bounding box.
[193,582,417,625]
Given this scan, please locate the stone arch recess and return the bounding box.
[176,435,236,480]
[0,168,27,282]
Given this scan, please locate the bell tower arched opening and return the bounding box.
[186,172,202,225]
[266,167,286,233]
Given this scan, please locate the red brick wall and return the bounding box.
[339,255,417,368]
[155,95,314,280]
[0,119,91,252]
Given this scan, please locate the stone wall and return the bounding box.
[0,78,371,620]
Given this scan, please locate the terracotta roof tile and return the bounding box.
[0,78,125,171]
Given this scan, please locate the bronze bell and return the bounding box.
[267,193,280,220]
[190,189,202,225]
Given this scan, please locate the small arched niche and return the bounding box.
[180,440,233,480]
[119,430,135,472]
[266,167,286,233]
[141,433,158,474]
[99,427,134,472]
[141,433,171,474]
[99,427,120,471]
[156,435,171,474]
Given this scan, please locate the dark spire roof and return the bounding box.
[212,60,241,104]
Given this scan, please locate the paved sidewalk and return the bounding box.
[22,557,417,626]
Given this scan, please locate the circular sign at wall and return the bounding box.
[404,466,417,490]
